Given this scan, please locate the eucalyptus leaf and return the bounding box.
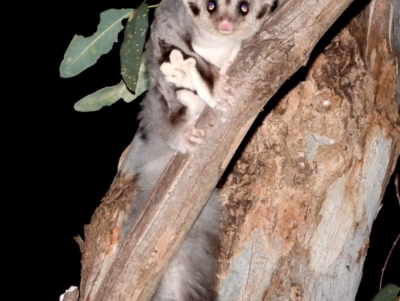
[60,8,133,78]
[74,81,136,112]
[372,284,400,301]
[120,2,149,91]
[132,53,148,100]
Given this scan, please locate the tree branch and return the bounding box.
[79,0,356,300]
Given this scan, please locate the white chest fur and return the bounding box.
[192,39,242,69]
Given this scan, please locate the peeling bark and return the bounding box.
[62,0,399,300]
[218,2,399,300]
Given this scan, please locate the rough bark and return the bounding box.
[217,0,399,300]
[61,0,399,300]
[391,0,400,106]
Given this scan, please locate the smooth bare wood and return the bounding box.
[83,0,356,300]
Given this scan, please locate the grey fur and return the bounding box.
[120,0,276,300]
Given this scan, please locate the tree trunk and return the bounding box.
[217,1,399,300]
[61,0,399,300]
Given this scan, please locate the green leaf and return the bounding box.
[133,53,148,99]
[73,53,148,112]
[372,284,400,301]
[120,2,149,91]
[60,8,133,78]
[74,81,136,112]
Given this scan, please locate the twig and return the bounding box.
[380,233,400,290]
[394,174,399,206]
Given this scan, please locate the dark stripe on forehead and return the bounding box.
[188,1,200,16]
[226,0,231,5]
[256,4,270,19]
